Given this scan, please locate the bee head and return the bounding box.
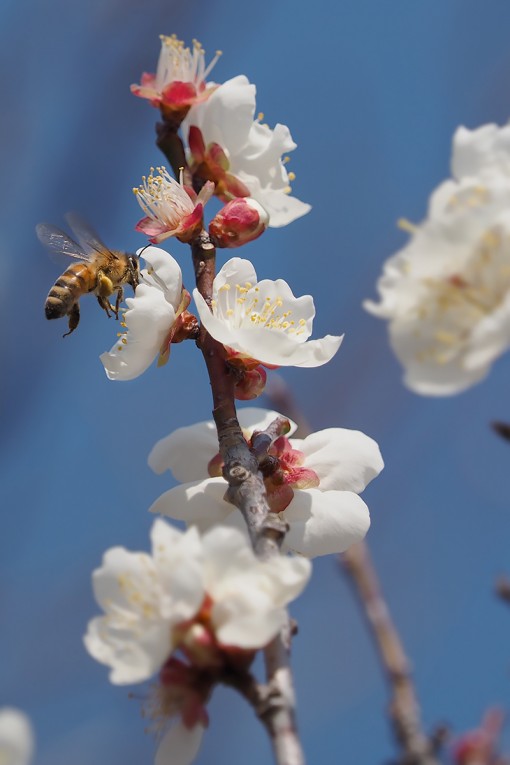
[127,254,141,289]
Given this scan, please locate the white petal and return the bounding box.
[84,615,170,685]
[238,406,298,438]
[150,521,205,623]
[184,75,256,155]
[148,420,220,481]
[0,709,34,765]
[155,723,204,765]
[100,283,176,381]
[451,123,510,180]
[283,489,370,557]
[295,428,384,492]
[213,257,258,293]
[139,246,183,309]
[149,478,233,533]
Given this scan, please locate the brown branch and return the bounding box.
[341,542,439,765]
[156,122,193,186]
[188,230,305,765]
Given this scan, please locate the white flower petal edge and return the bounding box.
[100,246,182,381]
[451,123,510,181]
[151,477,370,558]
[183,75,310,227]
[193,257,343,368]
[282,489,370,558]
[0,708,34,765]
[148,407,298,481]
[155,723,205,765]
[291,428,384,493]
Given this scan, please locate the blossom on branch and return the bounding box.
[183,75,311,227]
[193,257,343,369]
[0,708,34,765]
[149,408,383,557]
[100,246,188,380]
[84,519,311,683]
[131,35,221,124]
[134,166,214,244]
[365,122,510,396]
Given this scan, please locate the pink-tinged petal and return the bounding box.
[287,467,320,490]
[130,84,161,104]
[188,125,206,161]
[207,142,231,172]
[135,216,170,237]
[161,80,199,107]
[178,204,203,235]
[155,723,204,765]
[294,428,384,493]
[222,172,251,199]
[197,180,215,206]
[282,489,370,557]
[141,72,156,88]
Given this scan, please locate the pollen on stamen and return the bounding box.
[288,172,296,181]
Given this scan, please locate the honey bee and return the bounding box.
[37,213,140,337]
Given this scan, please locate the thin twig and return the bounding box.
[341,542,439,765]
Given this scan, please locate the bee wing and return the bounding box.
[65,212,117,259]
[36,223,92,263]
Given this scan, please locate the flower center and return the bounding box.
[157,35,222,90]
[212,282,308,336]
[414,226,510,365]
[134,166,193,226]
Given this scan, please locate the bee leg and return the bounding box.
[63,303,80,337]
[97,295,113,318]
[112,287,124,320]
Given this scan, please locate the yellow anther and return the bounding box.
[288,172,296,181]
[283,156,291,164]
[226,309,234,316]
[258,112,264,121]
[121,337,128,345]
[284,186,292,194]
[397,218,418,234]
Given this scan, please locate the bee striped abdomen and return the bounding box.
[45,263,94,319]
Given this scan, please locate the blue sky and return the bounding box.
[2,1,510,762]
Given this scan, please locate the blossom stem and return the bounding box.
[341,542,440,765]
[156,122,193,187]
[190,230,306,765]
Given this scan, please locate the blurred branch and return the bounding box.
[496,577,510,605]
[341,542,440,765]
[491,421,510,443]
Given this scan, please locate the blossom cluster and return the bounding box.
[76,33,384,765]
[365,122,510,396]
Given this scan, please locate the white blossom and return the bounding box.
[365,123,510,396]
[0,709,34,765]
[193,258,343,369]
[100,246,184,381]
[182,75,311,227]
[149,409,383,557]
[84,519,311,684]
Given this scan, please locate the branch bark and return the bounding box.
[189,231,305,765]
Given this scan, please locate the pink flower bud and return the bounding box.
[234,365,267,400]
[209,198,269,248]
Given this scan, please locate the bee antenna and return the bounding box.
[137,244,151,259]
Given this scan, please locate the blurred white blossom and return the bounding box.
[84,519,311,684]
[0,708,34,765]
[193,257,343,369]
[365,122,510,395]
[149,408,382,557]
[183,75,310,227]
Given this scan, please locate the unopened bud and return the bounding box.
[209,198,269,248]
[234,365,267,400]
